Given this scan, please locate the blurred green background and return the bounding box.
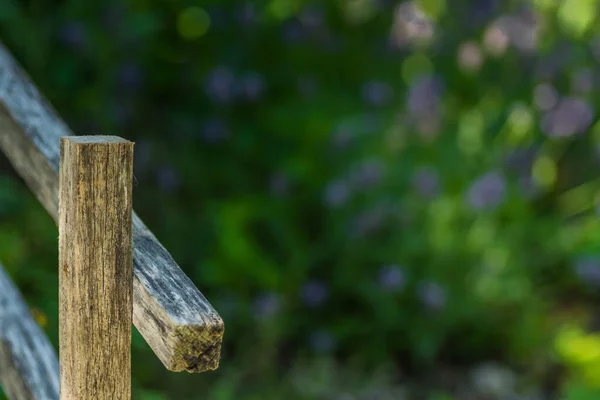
[3,0,600,398]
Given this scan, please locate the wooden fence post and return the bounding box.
[58,136,134,400]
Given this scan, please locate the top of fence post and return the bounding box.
[0,42,223,373]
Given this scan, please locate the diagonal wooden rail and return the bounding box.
[0,42,223,373]
[0,261,60,400]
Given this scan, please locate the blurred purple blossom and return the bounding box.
[117,62,143,91]
[457,41,484,72]
[202,118,229,143]
[59,21,86,49]
[350,159,384,189]
[324,180,350,207]
[204,66,235,104]
[497,11,539,53]
[413,166,440,199]
[253,292,281,320]
[417,281,447,311]
[541,97,594,138]
[156,165,182,192]
[239,72,265,101]
[309,330,335,353]
[300,280,328,308]
[575,257,600,286]
[533,84,558,111]
[571,68,594,94]
[407,75,443,119]
[466,170,506,211]
[378,264,405,292]
[390,2,435,48]
[483,22,509,57]
[362,81,393,107]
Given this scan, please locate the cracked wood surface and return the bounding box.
[59,136,133,399]
[0,42,223,373]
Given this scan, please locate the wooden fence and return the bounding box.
[0,42,224,399]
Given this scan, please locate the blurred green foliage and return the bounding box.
[3,0,600,398]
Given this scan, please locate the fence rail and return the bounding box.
[0,41,223,375]
[0,261,60,400]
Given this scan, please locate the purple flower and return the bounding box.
[541,97,594,138]
[362,81,393,107]
[309,330,335,353]
[413,166,440,199]
[407,75,443,118]
[417,281,446,311]
[533,84,558,111]
[238,72,265,101]
[466,170,506,211]
[59,21,86,49]
[202,118,229,143]
[300,280,328,307]
[350,159,384,189]
[324,180,350,207]
[156,165,181,192]
[204,66,235,104]
[253,292,280,320]
[378,264,405,292]
[575,257,600,286]
[571,68,594,94]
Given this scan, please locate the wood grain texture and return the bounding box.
[0,42,223,373]
[0,262,59,400]
[59,136,133,399]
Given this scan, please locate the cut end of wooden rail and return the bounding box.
[172,316,224,373]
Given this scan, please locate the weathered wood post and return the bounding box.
[58,136,134,399]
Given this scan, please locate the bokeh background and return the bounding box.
[2,0,600,398]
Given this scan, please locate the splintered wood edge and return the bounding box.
[0,41,224,373]
[0,262,60,400]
